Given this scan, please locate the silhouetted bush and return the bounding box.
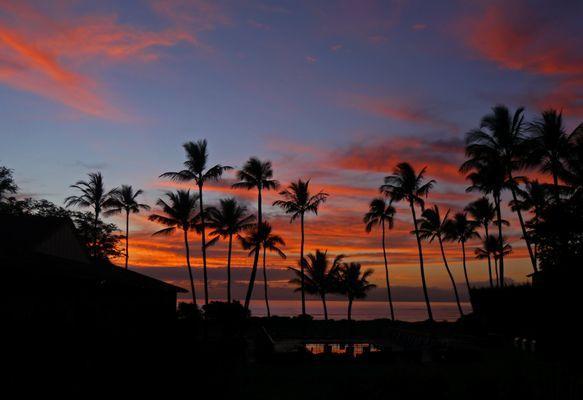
[177,302,202,321]
[202,301,249,322]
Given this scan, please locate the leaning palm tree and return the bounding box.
[232,157,279,312]
[336,262,376,322]
[289,250,343,321]
[160,140,232,306]
[240,222,286,317]
[465,197,496,287]
[148,190,199,305]
[65,172,117,258]
[445,212,479,295]
[206,198,255,303]
[364,198,396,320]
[418,205,464,317]
[0,166,18,201]
[527,110,583,198]
[273,179,329,315]
[380,162,435,321]
[462,105,536,272]
[105,185,150,269]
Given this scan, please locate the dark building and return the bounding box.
[0,215,186,332]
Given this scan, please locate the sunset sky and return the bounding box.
[2,0,582,303]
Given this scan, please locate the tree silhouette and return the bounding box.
[289,249,343,320]
[475,235,512,286]
[105,185,150,269]
[364,198,396,320]
[418,205,464,317]
[462,105,536,272]
[0,166,18,201]
[160,140,232,306]
[446,212,479,295]
[273,179,328,315]
[465,197,497,288]
[232,157,279,312]
[381,162,435,321]
[240,222,286,317]
[149,190,199,305]
[336,262,376,322]
[205,198,255,303]
[65,172,117,259]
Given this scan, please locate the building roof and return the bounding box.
[0,214,187,293]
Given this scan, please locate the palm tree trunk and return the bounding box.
[300,212,306,316]
[125,209,129,269]
[508,180,537,273]
[321,293,328,321]
[494,194,505,287]
[183,228,197,305]
[347,298,353,322]
[244,188,263,313]
[198,183,209,306]
[227,234,233,303]
[381,219,395,321]
[438,237,463,317]
[461,241,471,294]
[484,223,494,288]
[93,209,99,259]
[262,246,270,318]
[410,202,433,321]
[494,257,499,287]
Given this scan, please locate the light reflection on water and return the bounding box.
[305,343,382,356]
[248,300,472,322]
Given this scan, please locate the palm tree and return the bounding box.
[418,205,464,317]
[363,198,396,320]
[105,185,150,269]
[289,250,343,320]
[475,235,512,286]
[527,110,583,197]
[148,190,199,305]
[381,162,435,321]
[0,166,18,201]
[336,262,376,322]
[446,212,479,295]
[462,156,509,285]
[65,172,117,258]
[160,140,232,306]
[273,179,329,315]
[240,222,286,317]
[232,157,279,312]
[465,197,496,288]
[205,198,255,303]
[462,105,536,272]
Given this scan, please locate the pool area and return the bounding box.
[304,342,383,357]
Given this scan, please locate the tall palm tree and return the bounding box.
[336,262,376,322]
[446,212,479,295]
[475,235,512,286]
[240,222,286,317]
[232,157,279,312]
[289,250,343,321]
[462,105,536,272]
[105,185,150,269]
[418,205,464,317]
[205,198,255,303]
[0,166,18,201]
[65,172,117,258]
[527,110,583,197]
[462,156,509,285]
[381,162,435,321]
[273,179,329,315]
[148,190,199,305]
[363,198,396,320]
[160,140,232,306]
[465,197,496,288]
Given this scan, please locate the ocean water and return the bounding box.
[247,300,472,322]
